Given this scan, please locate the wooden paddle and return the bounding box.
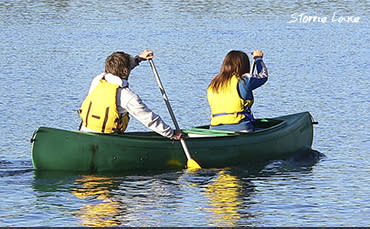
[148,59,201,170]
[250,57,256,74]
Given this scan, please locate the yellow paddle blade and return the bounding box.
[187,159,201,170]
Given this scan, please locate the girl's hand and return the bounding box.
[252,49,263,59]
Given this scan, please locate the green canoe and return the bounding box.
[31,112,316,172]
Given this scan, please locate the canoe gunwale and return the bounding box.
[33,114,293,141]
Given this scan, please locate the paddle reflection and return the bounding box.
[72,175,120,227]
[205,170,243,226]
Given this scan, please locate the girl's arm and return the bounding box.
[238,58,268,100]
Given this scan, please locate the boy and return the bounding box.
[79,49,183,140]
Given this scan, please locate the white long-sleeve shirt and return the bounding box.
[80,72,174,138]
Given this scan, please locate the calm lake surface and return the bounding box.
[1,0,369,226]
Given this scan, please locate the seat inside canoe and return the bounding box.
[255,118,284,129]
[184,118,284,137]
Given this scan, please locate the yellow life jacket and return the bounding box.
[79,79,129,133]
[207,75,253,126]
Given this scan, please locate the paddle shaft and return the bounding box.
[250,59,256,74]
[148,59,193,161]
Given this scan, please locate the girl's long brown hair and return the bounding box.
[208,50,250,93]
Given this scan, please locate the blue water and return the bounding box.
[1,0,369,226]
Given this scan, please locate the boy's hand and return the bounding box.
[139,49,154,60]
[171,130,185,140]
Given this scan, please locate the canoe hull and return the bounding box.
[31,112,314,172]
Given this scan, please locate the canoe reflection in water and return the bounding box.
[31,150,321,226]
[72,175,121,227]
[70,171,254,227]
[33,149,320,227]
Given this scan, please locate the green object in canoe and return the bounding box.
[30,112,316,172]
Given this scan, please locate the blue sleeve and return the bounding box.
[238,58,268,100]
[130,55,141,70]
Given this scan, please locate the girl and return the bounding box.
[207,50,268,132]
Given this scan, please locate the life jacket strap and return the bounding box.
[212,111,246,117]
[212,107,255,123]
[101,107,110,133]
[85,102,92,127]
